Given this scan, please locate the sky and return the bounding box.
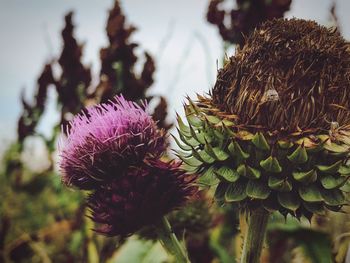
[1,0,350,154]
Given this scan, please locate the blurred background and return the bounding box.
[2,0,350,154]
[0,0,350,262]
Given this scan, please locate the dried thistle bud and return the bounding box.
[87,160,196,237]
[58,95,165,189]
[176,19,350,220]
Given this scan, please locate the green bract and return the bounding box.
[175,95,350,220]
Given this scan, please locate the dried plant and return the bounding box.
[94,1,171,129]
[56,12,91,129]
[17,64,56,142]
[207,0,292,47]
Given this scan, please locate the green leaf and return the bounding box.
[298,185,323,202]
[222,119,235,127]
[198,166,219,186]
[246,180,271,199]
[189,125,206,144]
[225,181,247,202]
[214,182,228,201]
[177,155,202,167]
[321,189,346,206]
[338,164,350,175]
[287,145,308,164]
[324,142,349,153]
[213,129,225,142]
[316,160,343,174]
[228,141,250,160]
[173,149,191,158]
[172,135,192,151]
[222,122,236,137]
[186,98,200,114]
[177,128,201,147]
[303,202,324,214]
[251,132,270,151]
[176,113,191,135]
[237,164,260,179]
[205,142,229,161]
[186,114,203,127]
[206,115,221,125]
[237,164,246,177]
[292,169,317,184]
[246,166,261,179]
[215,166,240,183]
[214,147,230,161]
[340,180,350,192]
[268,176,292,192]
[191,148,215,164]
[277,140,293,149]
[182,163,199,173]
[320,175,348,189]
[306,144,325,154]
[278,192,301,211]
[260,156,282,173]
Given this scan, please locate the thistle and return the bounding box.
[88,159,196,237]
[59,95,194,262]
[59,95,165,189]
[175,18,350,263]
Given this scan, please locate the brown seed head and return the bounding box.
[212,18,350,136]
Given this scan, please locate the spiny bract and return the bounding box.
[175,18,350,220]
[88,160,196,237]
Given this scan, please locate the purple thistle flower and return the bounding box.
[87,159,197,237]
[59,95,166,189]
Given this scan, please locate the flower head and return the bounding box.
[87,160,196,237]
[175,19,350,219]
[212,18,350,134]
[59,95,165,189]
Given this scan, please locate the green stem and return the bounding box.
[155,216,190,263]
[240,208,270,263]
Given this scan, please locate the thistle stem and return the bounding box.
[155,216,190,263]
[240,208,270,263]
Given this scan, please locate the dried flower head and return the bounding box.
[212,18,350,135]
[87,160,196,237]
[59,95,165,189]
[176,19,350,219]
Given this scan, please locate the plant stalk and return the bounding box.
[240,208,270,263]
[155,216,190,263]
